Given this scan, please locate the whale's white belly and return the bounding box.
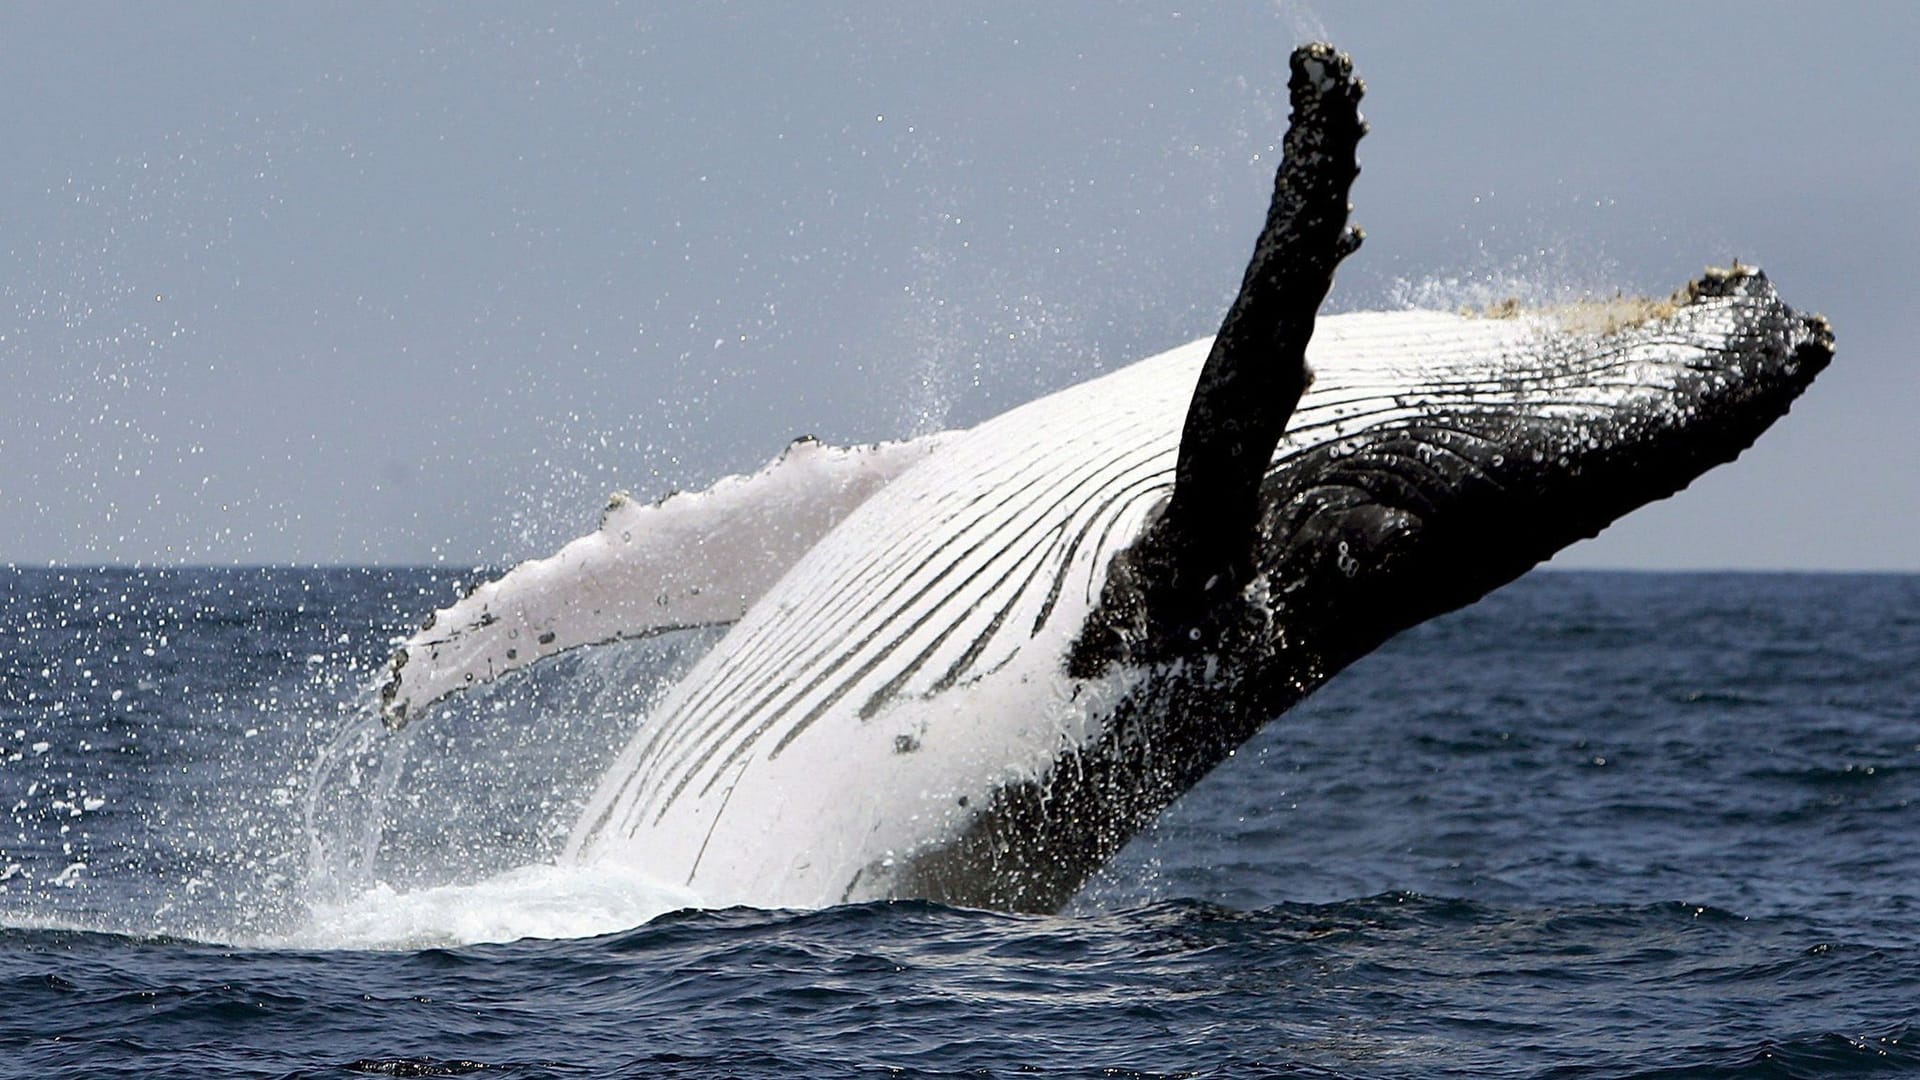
[567,339,1208,906]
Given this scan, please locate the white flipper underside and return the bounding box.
[379,433,956,724]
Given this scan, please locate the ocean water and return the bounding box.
[1,567,1915,1078]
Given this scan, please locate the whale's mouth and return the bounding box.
[1252,265,1832,663]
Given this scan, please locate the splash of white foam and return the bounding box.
[282,861,703,950]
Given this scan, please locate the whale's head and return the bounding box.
[1248,266,1832,675]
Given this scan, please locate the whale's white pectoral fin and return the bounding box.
[378,432,957,726]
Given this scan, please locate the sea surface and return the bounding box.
[1,567,1915,1078]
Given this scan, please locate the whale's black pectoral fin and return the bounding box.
[1072,43,1366,675]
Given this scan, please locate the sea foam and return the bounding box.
[285,861,701,950]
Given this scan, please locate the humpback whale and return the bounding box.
[378,46,1831,912]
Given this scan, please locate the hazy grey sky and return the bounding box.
[3,4,1914,569]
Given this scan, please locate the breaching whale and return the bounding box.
[378,45,1831,912]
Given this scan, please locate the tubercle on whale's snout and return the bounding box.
[1654,274,1831,444]
[1669,265,1833,400]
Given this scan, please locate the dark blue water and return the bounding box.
[2,568,1916,1078]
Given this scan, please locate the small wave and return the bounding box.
[1747,762,1908,789]
[1608,1023,1918,1079]
[1675,688,1777,708]
[342,1058,492,1077]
